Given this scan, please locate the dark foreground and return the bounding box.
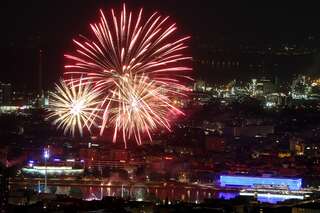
[5,195,320,213]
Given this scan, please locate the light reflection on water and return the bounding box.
[257,196,288,204]
[218,192,238,200]
[17,185,298,204]
[218,191,301,204]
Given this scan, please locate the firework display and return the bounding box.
[47,79,101,136]
[107,74,184,147]
[48,4,191,146]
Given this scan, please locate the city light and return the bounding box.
[43,148,50,193]
[4,1,320,210]
[22,166,84,176]
[43,149,50,159]
[220,175,302,191]
[239,191,304,202]
[28,160,34,167]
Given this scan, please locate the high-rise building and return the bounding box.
[253,78,276,96]
[0,82,12,105]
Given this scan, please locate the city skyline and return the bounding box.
[3,1,320,212]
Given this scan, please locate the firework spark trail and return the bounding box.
[63,4,192,145]
[47,79,102,136]
[104,74,184,148]
[65,4,191,88]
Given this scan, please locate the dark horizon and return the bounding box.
[2,0,320,91]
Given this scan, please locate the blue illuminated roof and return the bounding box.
[220,175,302,190]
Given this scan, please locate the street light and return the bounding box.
[43,148,49,193]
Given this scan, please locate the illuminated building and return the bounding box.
[249,78,276,97]
[251,79,257,95]
[289,137,305,156]
[291,75,309,99]
[278,152,291,158]
[265,93,288,108]
[22,166,84,176]
[220,175,302,190]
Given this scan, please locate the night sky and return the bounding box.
[1,0,320,91]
